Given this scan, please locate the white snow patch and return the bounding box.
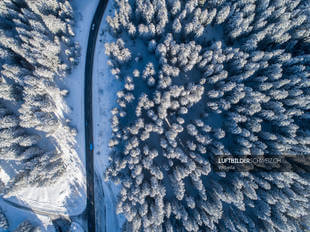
[0,168,10,185]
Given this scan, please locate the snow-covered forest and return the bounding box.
[0,0,78,196]
[104,0,310,231]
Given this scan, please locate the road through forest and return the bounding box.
[84,0,108,231]
[0,1,109,231]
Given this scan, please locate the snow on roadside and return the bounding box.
[93,0,124,231]
[1,0,99,223]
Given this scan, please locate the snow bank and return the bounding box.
[93,0,124,230]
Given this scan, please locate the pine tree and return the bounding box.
[0,207,8,231]
[104,0,310,231]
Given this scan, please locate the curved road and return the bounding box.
[1,1,108,230]
[85,0,108,231]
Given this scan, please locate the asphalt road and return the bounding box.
[84,0,108,231]
[1,1,108,230]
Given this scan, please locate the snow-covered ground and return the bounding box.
[0,198,56,232]
[93,0,124,231]
[0,0,99,229]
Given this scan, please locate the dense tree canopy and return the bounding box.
[0,0,77,194]
[104,0,310,231]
